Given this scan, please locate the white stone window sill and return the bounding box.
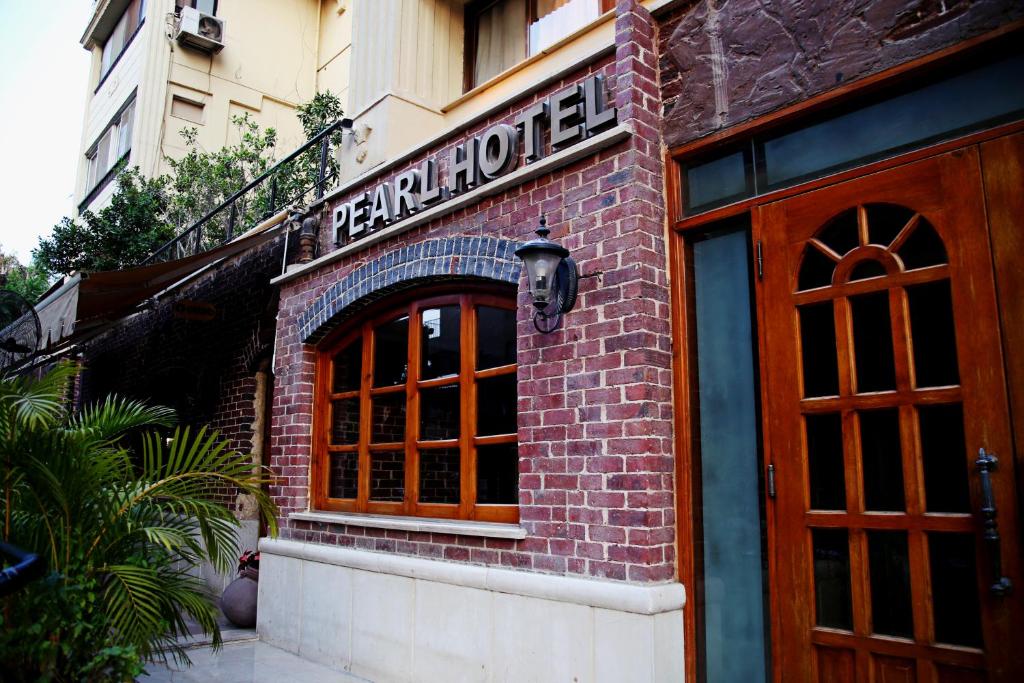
[289,510,527,540]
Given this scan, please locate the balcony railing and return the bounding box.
[141,119,346,265]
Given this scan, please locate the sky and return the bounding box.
[0,1,92,264]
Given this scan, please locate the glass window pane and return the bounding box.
[759,53,1024,190]
[419,448,460,504]
[859,409,904,512]
[530,0,603,55]
[328,452,357,499]
[473,0,526,85]
[817,208,859,257]
[420,305,460,380]
[919,403,970,513]
[330,398,359,445]
[477,373,517,436]
[798,245,837,291]
[897,221,947,270]
[477,306,516,370]
[477,443,518,504]
[813,529,853,630]
[373,315,409,387]
[370,451,404,502]
[807,413,846,511]
[867,531,913,638]
[691,228,768,683]
[332,338,362,392]
[118,101,135,157]
[683,147,753,212]
[799,302,839,398]
[929,532,983,647]
[420,384,460,440]
[907,280,959,388]
[371,392,406,444]
[866,203,915,248]
[851,291,896,393]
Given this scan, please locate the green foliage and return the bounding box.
[0,363,278,680]
[38,92,344,276]
[0,247,51,303]
[34,168,175,275]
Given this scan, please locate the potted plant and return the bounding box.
[220,550,260,628]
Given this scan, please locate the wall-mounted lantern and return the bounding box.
[515,216,578,333]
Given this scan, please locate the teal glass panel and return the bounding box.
[683,146,754,212]
[760,53,1024,189]
[692,225,768,683]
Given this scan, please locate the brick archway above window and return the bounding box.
[299,236,521,344]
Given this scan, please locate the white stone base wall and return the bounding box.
[258,538,685,683]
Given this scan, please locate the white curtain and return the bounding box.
[474,0,527,86]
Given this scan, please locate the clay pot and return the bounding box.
[221,568,259,628]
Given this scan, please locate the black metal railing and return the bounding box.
[141,119,347,265]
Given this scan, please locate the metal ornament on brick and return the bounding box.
[514,216,578,333]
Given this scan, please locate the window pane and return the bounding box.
[850,291,896,393]
[420,305,460,380]
[117,102,135,157]
[806,413,846,511]
[419,448,460,504]
[867,531,913,638]
[530,0,603,55]
[897,221,947,270]
[332,338,362,393]
[907,280,959,388]
[799,301,839,398]
[919,403,970,513]
[813,529,853,630]
[477,306,516,370]
[371,392,406,443]
[477,443,518,504]
[477,373,517,436]
[96,129,113,177]
[929,533,983,647]
[420,384,460,440]
[683,147,753,212]
[370,451,404,502]
[859,409,904,512]
[328,452,357,499]
[473,0,526,85]
[759,53,1024,189]
[330,398,360,445]
[373,315,409,387]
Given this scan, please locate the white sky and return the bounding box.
[0,1,91,264]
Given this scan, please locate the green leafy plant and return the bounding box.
[36,92,344,277]
[0,363,278,680]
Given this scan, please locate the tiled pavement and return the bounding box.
[141,640,368,682]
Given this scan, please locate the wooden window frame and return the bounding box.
[463,0,615,92]
[311,285,519,523]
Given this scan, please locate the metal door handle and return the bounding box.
[976,448,1013,596]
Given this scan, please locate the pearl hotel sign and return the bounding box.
[333,75,618,244]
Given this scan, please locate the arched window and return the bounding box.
[312,287,519,522]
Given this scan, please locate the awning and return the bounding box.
[34,212,289,357]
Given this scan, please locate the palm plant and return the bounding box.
[0,363,277,680]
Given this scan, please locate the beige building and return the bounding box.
[76,0,354,214]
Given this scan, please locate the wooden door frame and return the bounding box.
[666,22,1024,683]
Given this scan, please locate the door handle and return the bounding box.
[975,448,1013,596]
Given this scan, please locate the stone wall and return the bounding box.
[269,1,677,583]
[658,0,1024,149]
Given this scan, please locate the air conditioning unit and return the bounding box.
[175,7,225,54]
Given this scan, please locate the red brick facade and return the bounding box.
[269,1,677,583]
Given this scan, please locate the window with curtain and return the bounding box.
[98,0,146,85]
[313,289,520,522]
[465,0,614,90]
[85,95,136,195]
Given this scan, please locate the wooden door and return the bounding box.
[757,148,1023,682]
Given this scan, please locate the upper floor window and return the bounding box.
[86,96,136,196]
[175,0,218,15]
[465,0,614,90]
[99,0,146,84]
[313,290,519,522]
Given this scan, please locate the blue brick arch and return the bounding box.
[298,236,521,344]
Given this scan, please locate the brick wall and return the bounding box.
[658,0,1024,149]
[79,237,284,501]
[270,1,677,583]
